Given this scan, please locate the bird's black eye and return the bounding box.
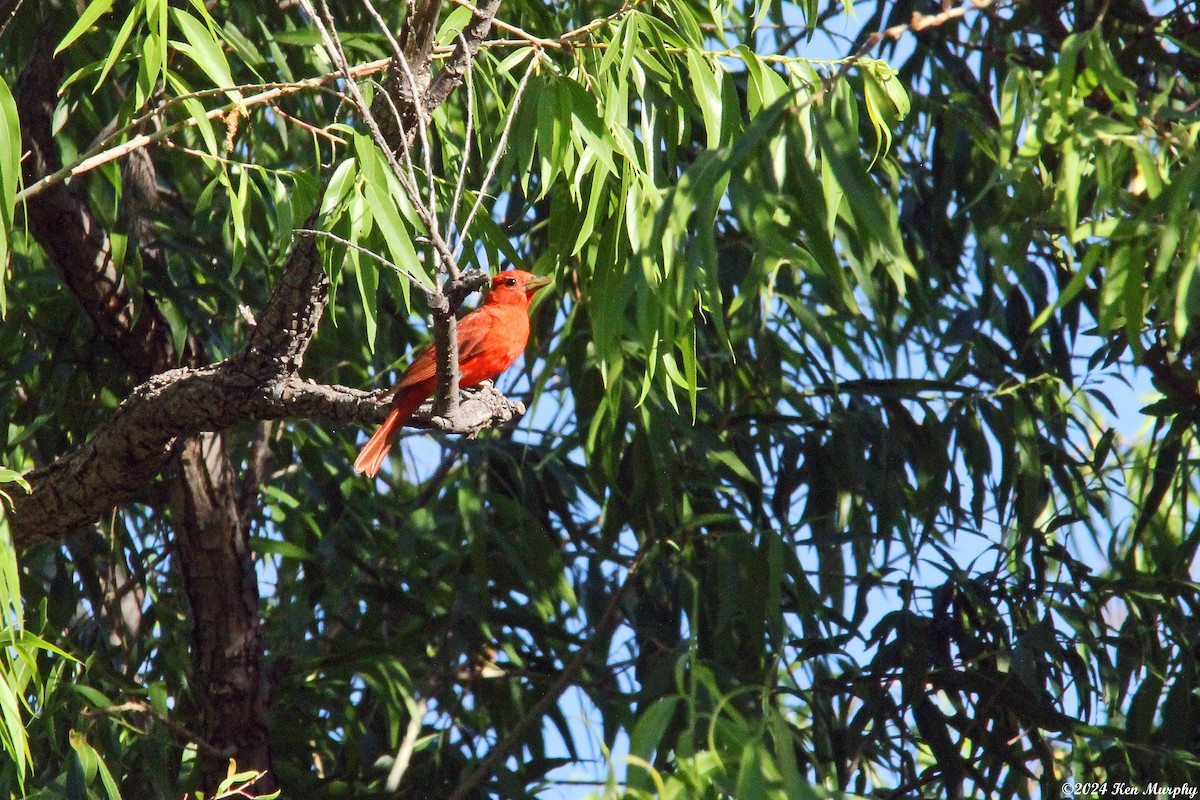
[505,277,517,287]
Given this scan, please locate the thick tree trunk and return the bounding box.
[17,32,275,791]
[170,434,274,792]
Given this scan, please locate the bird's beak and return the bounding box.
[524,275,553,294]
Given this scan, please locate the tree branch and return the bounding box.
[242,222,329,377]
[425,0,502,109]
[12,0,516,548]
[7,365,522,548]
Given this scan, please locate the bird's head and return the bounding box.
[488,269,552,305]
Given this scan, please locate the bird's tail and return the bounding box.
[353,391,423,478]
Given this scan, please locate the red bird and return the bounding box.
[353,269,552,478]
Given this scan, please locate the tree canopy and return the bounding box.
[1,0,1199,797]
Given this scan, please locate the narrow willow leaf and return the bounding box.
[148,0,168,89]
[1031,242,1101,332]
[862,62,908,165]
[782,136,857,313]
[535,78,563,196]
[436,4,474,45]
[166,72,220,154]
[321,159,358,218]
[344,186,370,303]
[1130,145,1163,199]
[653,92,795,271]
[572,172,610,256]
[350,227,379,350]
[737,45,787,116]
[172,8,237,92]
[1058,140,1080,238]
[1083,31,1139,106]
[220,21,266,73]
[682,323,697,419]
[628,696,679,788]
[0,677,27,788]
[1175,225,1200,341]
[229,167,249,248]
[686,50,723,148]
[862,71,891,166]
[56,0,115,54]
[814,89,912,295]
[666,0,704,47]
[136,29,162,108]
[0,76,18,318]
[94,0,145,92]
[563,79,618,178]
[353,135,432,291]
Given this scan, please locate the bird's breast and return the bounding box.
[459,306,530,385]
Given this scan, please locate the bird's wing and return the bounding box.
[394,342,436,390]
[457,306,502,365]
[394,306,499,391]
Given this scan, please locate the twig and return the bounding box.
[352,0,465,418]
[360,0,433,223]
[0,0,25,43]
[82,700,235,761]
[16,59,392,203]
[294,228,434,292]
[560,0,651,42]
[449,0,561,48]
[447,541,654,800]
[424,0,502,110]
[300,0,458,276]
[810,0,1000,108]
[385,697,429,791]
[451,53,538,262]
[267,104,348,145]
[876,0,995,41]
[447,29,476,244]
[360,0,446,277]
[366,79,432,219]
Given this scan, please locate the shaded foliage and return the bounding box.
[1,0,1199,798]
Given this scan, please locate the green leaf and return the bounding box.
[686,50,722,148]
[69,733,120,800]
[1031,246,1101,331]
[628,696,679,791]
[813,86,912,295]
[563,79,618,179]
[709,448,758,484]
[172,7,236,92]
[0,675,27,786]
[0,468,29,495]
[353,134,432,291]
[0,76,18,319]
[437,4,475,45]
[147,0,168,89]
[93,0,145,92]
[165,72,220,155]
[353,227,380,352]
[777,136,857,313]
[320,157,358,218]
[1058,139,1081,238]
[862,62,908,165]
[737,45,788,116]
[249,536,313,561]
[55,0,115,54]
